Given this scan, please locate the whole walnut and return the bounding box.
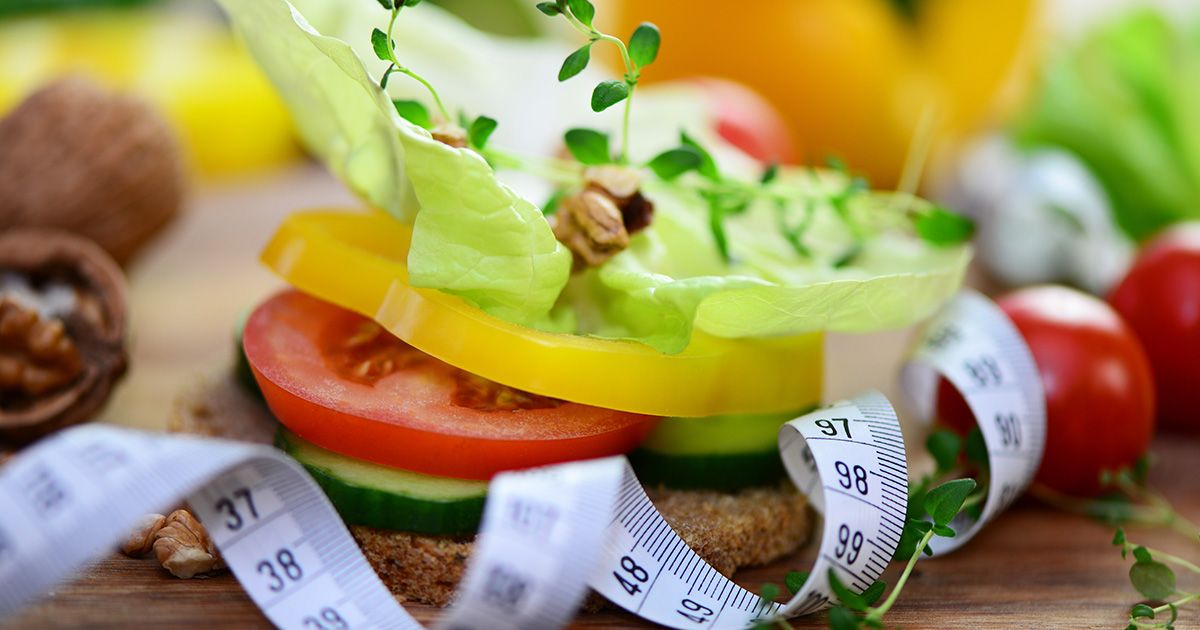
[0,77,184,266]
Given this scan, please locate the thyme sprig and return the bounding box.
[1114,529,1199,630]
[371,0,500,150]
[535,0,659,164]
[1032,456,1199,630]
[371,0,450,121]
[755,477,978,630]
[366,0,973,266]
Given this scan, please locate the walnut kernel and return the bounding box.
[552,189,630,268]
[431,123,468,149]
[0,298,83,397]
[121,513,167,557]
[152,509,225,579]
[551,165,655,269]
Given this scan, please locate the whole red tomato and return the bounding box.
[1109,223,1200,432]
[937,286,1155,496]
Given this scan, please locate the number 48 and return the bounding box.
[612,555,648,596]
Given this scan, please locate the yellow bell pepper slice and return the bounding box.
[261,210,823,417]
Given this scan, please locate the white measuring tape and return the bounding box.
[900,289,1047,554]
[0,290,1045,629]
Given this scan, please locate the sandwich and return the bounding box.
[195,0,972,608]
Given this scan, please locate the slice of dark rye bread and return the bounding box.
[170,373,813,607]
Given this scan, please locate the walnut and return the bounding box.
[431,123,468,149]
[0,77,183,266]
[121,513,167,557]
[585,165,642,202]
[0,299,83,396]
[0,230,128,444]
[551,166,655,269]
[552,189,631,268]
[152,509,225,579]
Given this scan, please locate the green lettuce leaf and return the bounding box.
[402,140,571,324]
[217,0,571,325]
[217,0,409,217]
[562,180,970,353]
[221,0,968,354]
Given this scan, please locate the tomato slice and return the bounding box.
[259,210,824,417]
[244,289,660,479]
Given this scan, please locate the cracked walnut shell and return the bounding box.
[0,230,128,443]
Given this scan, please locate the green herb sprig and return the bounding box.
[828,478,977,629]
[531,1,972,263]
[372,0,448,119]
[1030,456,1199,629]
[906,428,989,525]
[366,0,973,265]
[754,478,977,630]
[1114,529,1200,630]
[536,0,660,163]
[1030,456,1199,538]
[371,0,497,150]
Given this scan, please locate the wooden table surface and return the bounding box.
[3,166,1198,629]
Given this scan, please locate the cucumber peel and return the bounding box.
[277,428,487,535]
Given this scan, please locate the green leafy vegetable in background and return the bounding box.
[1015,9,1200,240]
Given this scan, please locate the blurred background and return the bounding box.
[2,0,1199,429]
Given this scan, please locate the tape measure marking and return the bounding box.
[439,457,624,630]
[774,391,909,619]
[0,289,1050,629]
[900,289,1046,555]
[0,427,617,630]
[0,392,911,629]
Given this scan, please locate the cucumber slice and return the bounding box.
[632,408,813,490]
[640,410,811,455]
[277,428,487,535]
[233,309,262,399]
[629,448,786,492]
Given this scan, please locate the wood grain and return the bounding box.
[3,166,1198,628]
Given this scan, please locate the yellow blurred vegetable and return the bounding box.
[609,0,1034,188]
[0,9,299,177]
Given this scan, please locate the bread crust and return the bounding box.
[172,371,813,607]
[350,484,810,607]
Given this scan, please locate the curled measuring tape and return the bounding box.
[0,392,906,629]
[0,289,1047,629]
[0,426,621,630]
[899,289,1047,554]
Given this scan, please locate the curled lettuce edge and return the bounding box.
[218,0,572,326]
[220,0,972,355]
